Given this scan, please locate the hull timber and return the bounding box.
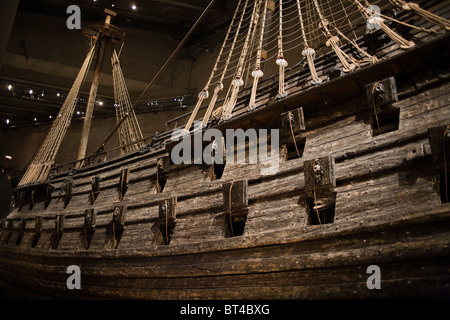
[1,2,450,300]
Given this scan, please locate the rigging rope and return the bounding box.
[289,112,302,159]
[222,0,261,120]
[313,0,357,72]
[355,0,415,49]
[92,0,217,156]
[208,0,250,121]
[297,0,322,85]
[276,0,289,99]
[248,0,269,111]
[201,0,245,128]
[112,49,145,154]
[389,0,450,30]
[18,44,97,186]
[371,81,383,136]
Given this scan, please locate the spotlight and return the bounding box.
[29,89,33,95]
[131,4,137,10]
[7,84,12,91]
[6,119,10,124]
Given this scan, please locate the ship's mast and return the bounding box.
[77,9,125,165]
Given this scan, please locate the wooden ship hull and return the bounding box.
[1,0,450,299]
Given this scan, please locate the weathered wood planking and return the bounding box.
[2,19,450,299]
[1,208,449,299]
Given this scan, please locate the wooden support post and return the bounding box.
[113,205,126,227]
[29,189,36,210]
[158,197,177,245]
[56,215,64,235]
[35,216,43,235]
[118,168,130,200]
[64,180,73,208]
[90,176,100,204]
[111,205,126,248]
[51,215,64,249]
[44,186,53,209]
[16,219,26,245]
[428,125,450,171]
[82,209,96,249]
[156,157,170,193]
[84,209,96,230]
[159,197,177,226]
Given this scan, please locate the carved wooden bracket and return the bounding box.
[304,156,336,197]
[113,205,127,227]
[35,216,43,235]
[222,180,249,237]
[110,205,126,249]
[159,197,177,226]
[51,214,64,249]
[55,215,64,235]
[44,186,53,209]
[281,107,306,136]
[365,77,398,109]
[84,208,96,230]
[156,156,170,193]
[222,180,248,214]
[64,181,73,208]
[90,176,100,204]
[118,168,130,200]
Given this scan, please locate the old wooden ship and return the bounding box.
[1,0,450,299]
